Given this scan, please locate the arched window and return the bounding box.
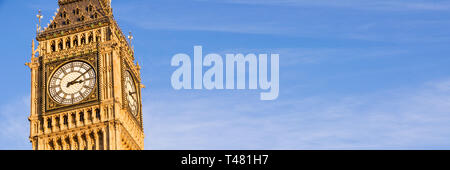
[65,37,71,48]
[51,41,56,52]
[57,139,62,150]
[71,114,76,125]
[49,140,55,150]
[81,134,87,150]
[72,136,79,150]
[88,33,94,43]
[73,36,78,47]
[95,108,101,119]
[58,40,63,50]
[97,131,104,150]
[64,137,71,149]
[47,118,52,129]
[81,34,86,45]
[90,132,96,150]
[87,110,92,121]
[96,30,101,42]
[39,118,44,132]
[55,116,60,127]
[63,115,68,125]
[79,112,84,123]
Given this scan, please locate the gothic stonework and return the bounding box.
[26,0,144,150]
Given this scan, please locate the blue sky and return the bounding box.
[1,0,450,149]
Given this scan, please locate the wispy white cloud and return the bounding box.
[217,47,411,66]
[3,81,450,150]
[114,0,450,43]
[433,80,450,91]
[143,79,450,149]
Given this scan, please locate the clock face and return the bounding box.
[49,61,96,105]
[124,71,138,117]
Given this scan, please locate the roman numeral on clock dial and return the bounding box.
[49,61,96,105]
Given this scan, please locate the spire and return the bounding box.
[31,39,38,59]
[39,0,112,38]
[31,39,35,58]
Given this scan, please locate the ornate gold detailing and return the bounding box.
[28,0,144,150]
[44,53,99,112]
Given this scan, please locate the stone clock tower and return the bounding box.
[26,0,144,150]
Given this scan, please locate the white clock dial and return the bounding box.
[124,71,138,117]
[49,61,96,105]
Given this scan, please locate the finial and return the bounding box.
[128,31,134,43]
[128,31,134,50]
[136,61,141,71]
[36,10,43,33]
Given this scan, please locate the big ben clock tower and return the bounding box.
[26,0,144,150]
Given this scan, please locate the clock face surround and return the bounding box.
[124,71,138,117]
[48,61,96,105]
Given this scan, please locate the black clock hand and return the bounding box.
[74,80,84,84]
[67,78,96,87]
[67,80,84,87]
[68,68,92,87]
[74,67,92,82]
